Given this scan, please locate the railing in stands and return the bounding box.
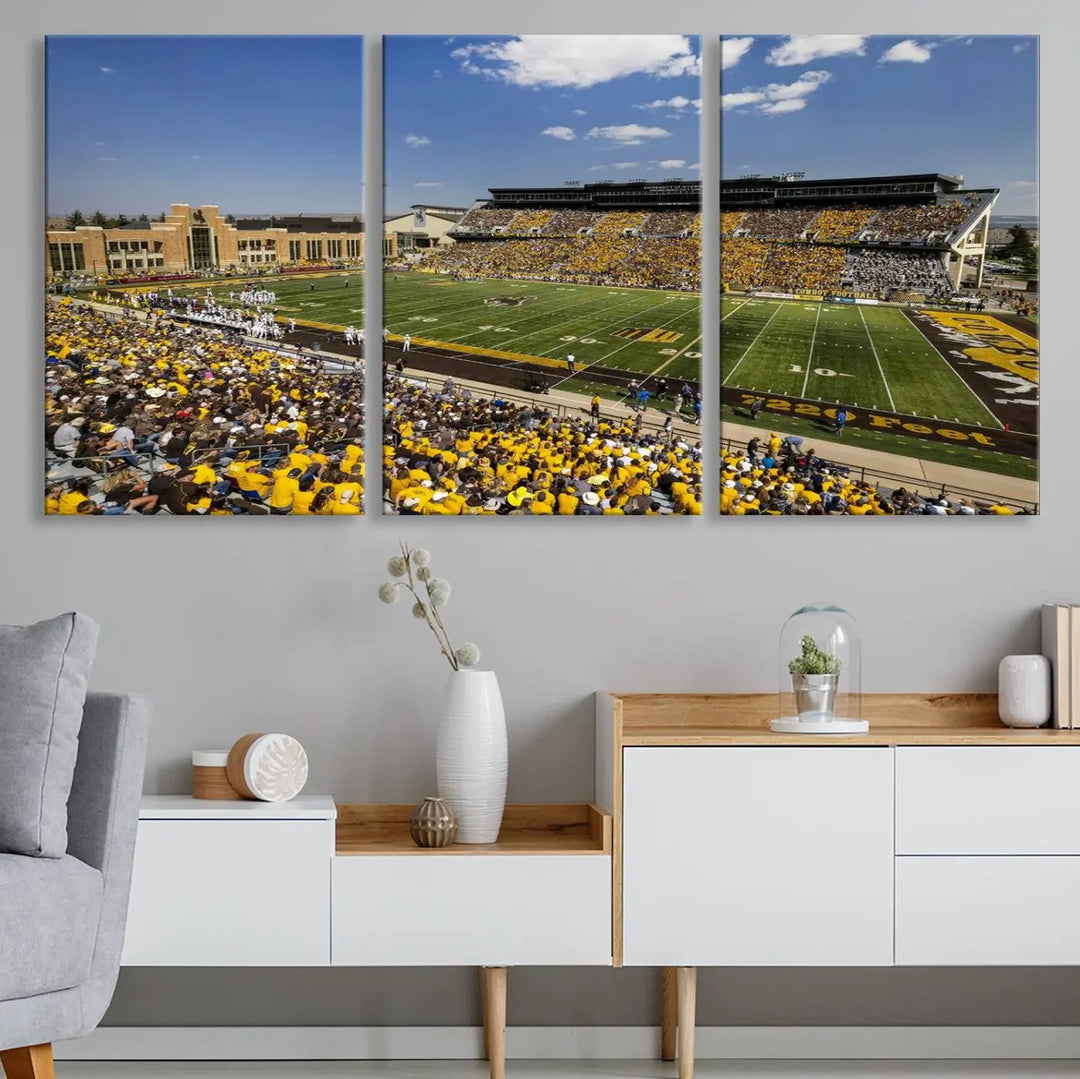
[720,435,1036,513]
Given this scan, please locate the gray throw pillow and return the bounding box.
[0,613,99,856]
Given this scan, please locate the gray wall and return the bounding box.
[8,0,1079,1031]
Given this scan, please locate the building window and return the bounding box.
[327,239,341,259]
[347,238,361,258]
[288,240,301,261]
[384,238,395,257]
[265,251,276,261]
[48,242,86,272]
[306,239,323,260]
[239,240,248,250]
[265,238,275,249]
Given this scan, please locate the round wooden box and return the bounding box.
[192,750,242,800]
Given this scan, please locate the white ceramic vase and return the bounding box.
[998,654,1051,728]
[436,669,507,844]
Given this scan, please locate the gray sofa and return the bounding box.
[0,693,151,1077]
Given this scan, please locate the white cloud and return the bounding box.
[1014,180,1037,186]
[94,141,106,146]
[433,69,443,79]
[589,162,638,171]
[99,66,115,75]
[98,156,118,162]
[880,39,933,64]
[404,133,431,148]
[191,155,204,160]
[586,123,671,146]
[722,37,755,70]
[572,108,587,116]
[636,95,702,114]
[1013,40,1033,54]
[759,99,809,115]
[688,162,700,170]
[414,181,444,188]
[723,70,832,116]
[722,91,766,110]
[451,35,699,89]
[766,35,865,66]
[658,159,687,168]
[542,125,576,141]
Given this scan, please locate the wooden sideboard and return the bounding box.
[596,692,1080,1079]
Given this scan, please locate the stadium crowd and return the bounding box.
[418,234,700,291]
[452,206,700,239]
[384,374,703,515]
[44,299,365,515]
[721,437,1025,515]
[846,249,953,297]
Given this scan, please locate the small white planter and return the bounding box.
[998,654,1051,728]
[436,669,508,843]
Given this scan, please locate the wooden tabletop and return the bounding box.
[336,803,612,856]
[604,692,1080,747]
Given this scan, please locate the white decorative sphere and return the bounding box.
[998,655,1051,728]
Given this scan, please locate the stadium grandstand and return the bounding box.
[721,172,998,301]
[406,179,702,291]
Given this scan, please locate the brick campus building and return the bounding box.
[45,203,384,277]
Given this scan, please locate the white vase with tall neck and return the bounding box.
[436,669,507,844]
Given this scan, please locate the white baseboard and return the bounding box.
[54,1026,1080,1061]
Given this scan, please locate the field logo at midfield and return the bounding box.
[615,327,684,343]
[484,295,530,307]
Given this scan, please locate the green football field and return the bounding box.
[722,295,1001,428]
[171,272,367,329]
[384,272,701,381]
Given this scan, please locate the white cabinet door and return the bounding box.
[896,747,1080,855]
[622,747,894,966]
[896,856,1080,964]
[122,819,331,966]
[332,855,611,966]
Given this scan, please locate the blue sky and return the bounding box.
[721,35,1038,216]
[384,35,701,215]
[46,36,363,216]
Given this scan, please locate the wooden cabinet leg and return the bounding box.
[479,967,491,1060]
[481,966,507,1079]
[676,966,697,1079]
[1,1044,56,1079]
[661,966,678,1061]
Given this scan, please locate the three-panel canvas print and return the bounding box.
[44,34,1039,517]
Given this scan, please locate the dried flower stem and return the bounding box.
[400,542,459,670]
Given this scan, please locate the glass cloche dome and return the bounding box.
[773,603,865,734]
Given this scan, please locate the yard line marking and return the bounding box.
[648,334,703,378]
[898,309,1005,430]
[723,301,785,386]
[800,303,823,400]
[721,299,751,322]
[859,306,896,413]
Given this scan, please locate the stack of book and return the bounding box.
[1042,605,1080,728]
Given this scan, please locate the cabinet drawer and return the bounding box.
[332,855,611,966]
[622,747,894,966]
[122,819,332,966]
[896,856,1080,964]
[896,747,1080,854]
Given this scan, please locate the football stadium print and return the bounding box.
[383,35,704,516]
[720,35,1038,516]
[45,36,366,516]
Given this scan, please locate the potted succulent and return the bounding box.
[379,544,506,844]
[788,634,842,721]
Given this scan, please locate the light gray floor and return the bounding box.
[54,1063,1080,1078]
